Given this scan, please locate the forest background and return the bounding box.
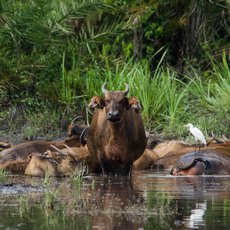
[0,0,229,143]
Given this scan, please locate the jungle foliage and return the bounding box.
[0,0,229,141]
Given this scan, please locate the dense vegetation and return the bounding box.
[0,0,229,142]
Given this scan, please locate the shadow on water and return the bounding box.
[0,170,230,229]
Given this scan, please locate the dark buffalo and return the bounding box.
[171,149,230,175]
[67,116,89,146]
[87,83,147,175]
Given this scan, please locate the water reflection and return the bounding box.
[132,170,230,229]
[185,201,206,229]
[83,176,145,230]
[0,171,230,229]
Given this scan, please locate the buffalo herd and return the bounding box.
[1,83,230,177]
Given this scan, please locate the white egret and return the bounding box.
[185,123,206,147]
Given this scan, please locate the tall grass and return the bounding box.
[204,52,230,136]
[85,57,191,137]
[43,171,57,210]
[60,52,86,105]
[84,51,230,139]
[0,169,8,183]
[207,52,230,113]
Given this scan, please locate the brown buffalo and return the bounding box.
[133,149,159,170]
[87,83,147,175]
[0,124,87,173]
[0,141,57,172]
[24,151,84,177]
[22,144,90,177]
[152,140,230,172]
[170,149,230,176]
[133,140,193,170]
[133,139,230,171]
[24,153,58,176]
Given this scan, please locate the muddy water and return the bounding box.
[0,169,230,229]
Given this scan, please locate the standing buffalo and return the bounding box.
[87,83,146,175]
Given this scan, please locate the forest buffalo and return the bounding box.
[86,83,147,175]
[170,149,230,175]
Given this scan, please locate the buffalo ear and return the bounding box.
[128,96,142,113]
[88,96,105,111]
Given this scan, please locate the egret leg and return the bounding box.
[194,140,197,151]
[198,142,201,150]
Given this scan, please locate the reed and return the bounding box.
[0,169,8,183]
[19,195,29,217]
[84,51,230,139]
[43,171,57,210]
[85,55,192,137]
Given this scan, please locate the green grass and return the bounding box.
[0,47,229,141]
[84,58,191,137]
[83,52,229,139]
[0,169,8,183]
[42,171,57,211]
[70,162,87,189]
[19,195,29,218]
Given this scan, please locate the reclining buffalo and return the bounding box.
[170,141,230,176]
[0,124,89,175]
[170,149,230,176]
[145,139,230,176]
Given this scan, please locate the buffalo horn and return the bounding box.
[123,83,129,96]
[102,82,108,94]
[70,116,82,126]
[102,82,129,95]
[80,126,89,146]
[63,144,79,162]
[50,145,67,157]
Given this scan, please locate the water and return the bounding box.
[0,170,230,229]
